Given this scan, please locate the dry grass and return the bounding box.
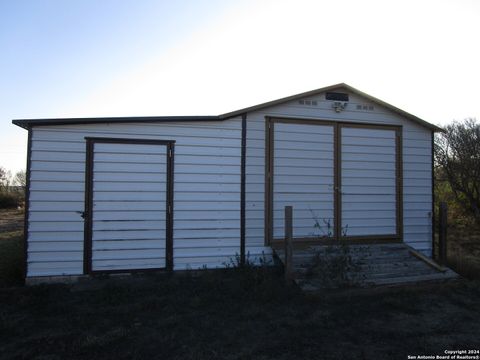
[0,270,480,360]
[1,209,479,358]
[0,209,24,287]
[0,209,24,233]
[446,226,480,278]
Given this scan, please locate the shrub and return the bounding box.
[306,242,368,289]
[0,192,19,209]
[0,232,24,286]
[435,118,480,225]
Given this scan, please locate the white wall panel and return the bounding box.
[273,122,335,239]
[27,118,242,276]
[245,88,433,256]
[341,127,397,236]
[26,87,436,278]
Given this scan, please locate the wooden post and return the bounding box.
[284,206,293,284]
[438,202,448,265]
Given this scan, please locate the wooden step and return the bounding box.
[368,272,458,286]
[309,244,410,253]
[296,264,439,281]
[297,271,458,291]
[272,243,459,291]
[276,250,412,259]
[292,254,429,266]
[359,267,439,280]
[295,260,436,275]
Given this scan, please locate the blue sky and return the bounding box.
[1,0,479,174]
[0,0,236,173]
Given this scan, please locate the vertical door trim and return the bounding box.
[240,114,247,265]
[264,117,272,245]
[265,117,403,245]
[334,123,341,240]
[396,127,404,240]
[83,138,94,274]
[431,131,435,258]
[166,142,175,271]
[83,137,175,274]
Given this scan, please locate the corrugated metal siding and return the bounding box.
[273,123,335,238]
[341,127,397,236]
[91,142,168,271]
[245,91,433,256]
[27,120,242,276]
[26,90,435,277]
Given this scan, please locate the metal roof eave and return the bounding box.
[11,115,221,130]
[220,83,444,132]
[12,83,443,132]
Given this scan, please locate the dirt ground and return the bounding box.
[0,209,23,233]
[0,271,479,360]
[0,209,24,286]
[447,227,480,278]
[0,209,479,359]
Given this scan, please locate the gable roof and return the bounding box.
[12,83,442,131]
[219,83,443,131]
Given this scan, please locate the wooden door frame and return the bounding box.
[265,116,403,246]
[83,137,175,274]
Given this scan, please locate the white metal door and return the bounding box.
[272,122,335,239]
[89,141,170,272]
[340,127,398,237]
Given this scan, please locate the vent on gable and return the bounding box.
[356,104,375,111]
[298,99,318,106]
[325,92,349,102]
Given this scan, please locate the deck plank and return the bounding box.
[272,243,458,292]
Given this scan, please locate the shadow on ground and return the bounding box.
[1,269,479,360]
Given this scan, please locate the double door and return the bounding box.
[266,118,402,243]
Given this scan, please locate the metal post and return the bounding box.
[284,206,293,284]
[438,202,448,265]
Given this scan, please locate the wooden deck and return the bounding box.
[272,243,458,292]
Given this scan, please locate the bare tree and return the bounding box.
[0,167,12,190]
[435,118,480,224]
[0,167,6,186]
[14,170,26,189]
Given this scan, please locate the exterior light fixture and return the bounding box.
[333,101,347,113]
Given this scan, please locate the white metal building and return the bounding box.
[13,83,441,279]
